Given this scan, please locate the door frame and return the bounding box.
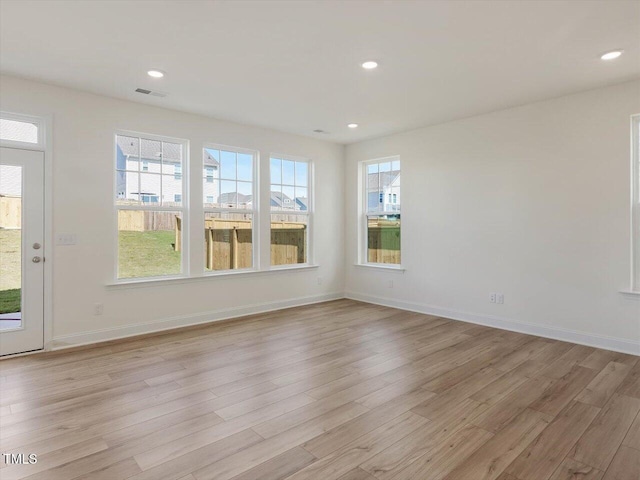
[0,111,53,353]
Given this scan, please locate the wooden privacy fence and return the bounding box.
[0,196,21,229]
[118,210,178,232]
[368,219,401,264]
[177,217,306,270]
[119,211,307,269]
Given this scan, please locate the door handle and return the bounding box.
[32,256,42,263]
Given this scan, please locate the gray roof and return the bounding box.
[117,135,183,162]
[368,170,400,190]
[218,192,252,206]
[270,191,307,210]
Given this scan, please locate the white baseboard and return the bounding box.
[49,292,344,351]
[48,290,639,356]
[345,291,640,356]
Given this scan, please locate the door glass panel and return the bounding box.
[0,165,22,330]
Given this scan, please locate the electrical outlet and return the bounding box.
[94,303,104,316]
[490,293,496,303]
[497,294,504,304]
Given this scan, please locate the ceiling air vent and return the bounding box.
[135,88,167,98]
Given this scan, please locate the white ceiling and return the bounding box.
[1,0,639,144]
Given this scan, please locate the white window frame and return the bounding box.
[203,143,259,274]
[359,155,402,268]
[632,115,640,291]
[269,154,313,267]
[113,130,189,283]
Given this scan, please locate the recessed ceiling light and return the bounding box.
[147,69,165,78]
[348,123,358,129]
[600,50,623,60]
[361,61,378,70]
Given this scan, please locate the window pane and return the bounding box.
[205,148,219,162]
[0,165,22,327]
[116,135,140,171]
[282,160,295,185]
[220,150,236,179]
[116,171,139,204]
[162,141,182,175]
[118,211,182,279]
[203,179,220,207]
[295,187,308,211]
[295,161,308,187]
[367,215,401,264]
[205,212,253,271]
[237,153,253,181]
[220,180,237,208]
[380,169,396,190]
[0,119,38,144]
[282,185,295,210]
[141,138,162,171]
[139,173,161,205]
[271,213,308,266]
[270,184,282,209]
[366,189,381,212]
[270,158,282,184]
[162,175,181,206]
[237,181,252,209]
[379,162,392,173]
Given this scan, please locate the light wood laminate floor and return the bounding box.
[1,299,638,480]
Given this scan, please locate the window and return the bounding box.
[632,115,640,290]
[205,166,215,183]
[115,133,187,280]
[270,156,311,266]
[0,115,40,145]
[203,145,255,271]
[174,164,182,180]
[363,157,401,265]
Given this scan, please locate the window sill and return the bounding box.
[353,263,405,273]
[619,290,640,298]
[107,265,319,289]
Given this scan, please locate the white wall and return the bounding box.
[2,74,638,354]
[345,80,640,354]
[0,74,345,347]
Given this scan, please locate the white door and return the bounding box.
[0,147,44,356]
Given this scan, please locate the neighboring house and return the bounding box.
[117,138,220,204]
[367,170,400,212]
[270,191,307,211]
[217,192,252,208]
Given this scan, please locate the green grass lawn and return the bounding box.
[0,289,21,314]
[118,230,181,279]
[0,230,21,314]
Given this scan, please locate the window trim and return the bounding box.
[359,155,402,268]
[631,115,640,292]
[113,130,189,283]
[269,153,313,268]
[202,142,259,274]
